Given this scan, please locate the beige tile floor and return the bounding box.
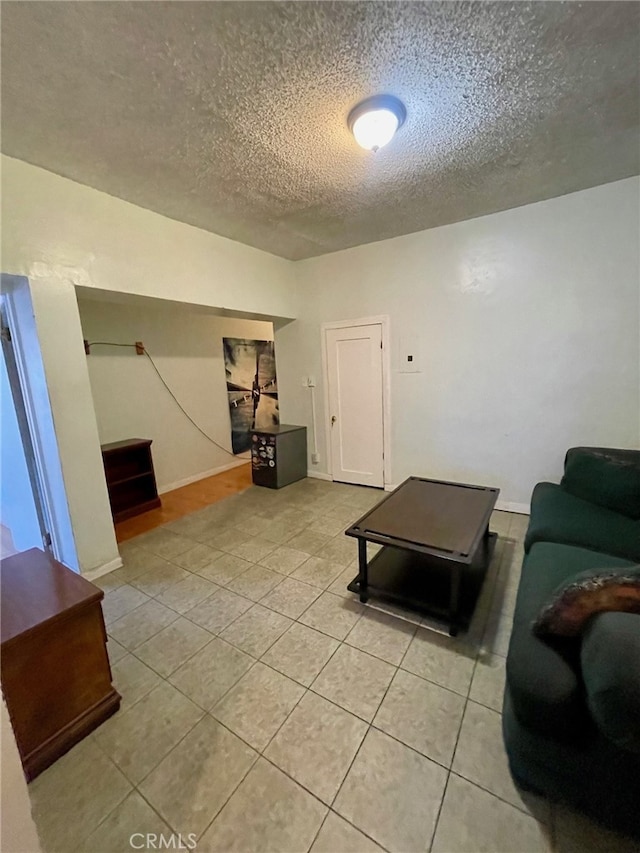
[28,479,638,853]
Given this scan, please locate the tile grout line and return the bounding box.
[68,755,164,851]
[306,810,332,853]
[448,766,554,824]
[94,685,208,786]
[107,599,182,652]
[127,624,218,681]
[187,747,261,845]
[254,633,351,758]
[427,769,452,853]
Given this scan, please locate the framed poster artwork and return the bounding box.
[222,338,279,454]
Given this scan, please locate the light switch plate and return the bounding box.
[397,335,422,373]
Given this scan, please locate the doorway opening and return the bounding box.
[76,288,276,541]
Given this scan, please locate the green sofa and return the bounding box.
[503,447,640,839]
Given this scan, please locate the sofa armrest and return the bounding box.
[506,620,586,740]
[561,447,640,519]
[581,612,640,754]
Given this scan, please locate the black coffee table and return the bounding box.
[345,476,499,635]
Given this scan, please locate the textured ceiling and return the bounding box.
[2,1,639,260]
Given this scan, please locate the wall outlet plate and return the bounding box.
[311,452,319,464]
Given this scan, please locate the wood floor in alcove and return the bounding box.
[114,463,253,542]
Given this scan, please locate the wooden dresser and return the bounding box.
[0,548,120,780]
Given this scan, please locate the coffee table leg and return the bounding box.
[449,565,461,637]
[358,538,368,603]
[483,525,491,557]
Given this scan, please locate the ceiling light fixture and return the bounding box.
[348,94,406,152]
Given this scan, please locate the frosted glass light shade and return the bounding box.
[352,109,399,151]
[348,95,406,153]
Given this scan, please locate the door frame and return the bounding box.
[1,304,53,554]
[321,315,392,489]
[0,275,79,570]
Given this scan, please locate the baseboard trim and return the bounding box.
[23,689,121,781]
[309,473,399,490]
[172,462,532,516]
[83,555,124,582]
[158,459,250,494]
[307,470,333,482]
[496,500,530,515]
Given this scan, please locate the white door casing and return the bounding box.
[324,322,385,488]
[0,275,79,570]
[0,318,52,555]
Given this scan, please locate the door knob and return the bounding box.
[331,415,337,425]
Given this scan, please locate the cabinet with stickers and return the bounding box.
[250,425,307,489]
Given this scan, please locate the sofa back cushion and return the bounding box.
[525,482,640,562]
[581,612,640,754]
[561,447,640,519]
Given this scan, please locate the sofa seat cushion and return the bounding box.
[581,612,640,754]
[506,543,635,741]
[524,482,640,561]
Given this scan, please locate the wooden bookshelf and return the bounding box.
[101,438,161,523]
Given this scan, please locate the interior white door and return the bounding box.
[326,323,384,488]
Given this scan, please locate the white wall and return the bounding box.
[277,178,640,509]
[78,297,273,491]
[28,278,119,575]
[1,699,42,853]
[1,156,297,323]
